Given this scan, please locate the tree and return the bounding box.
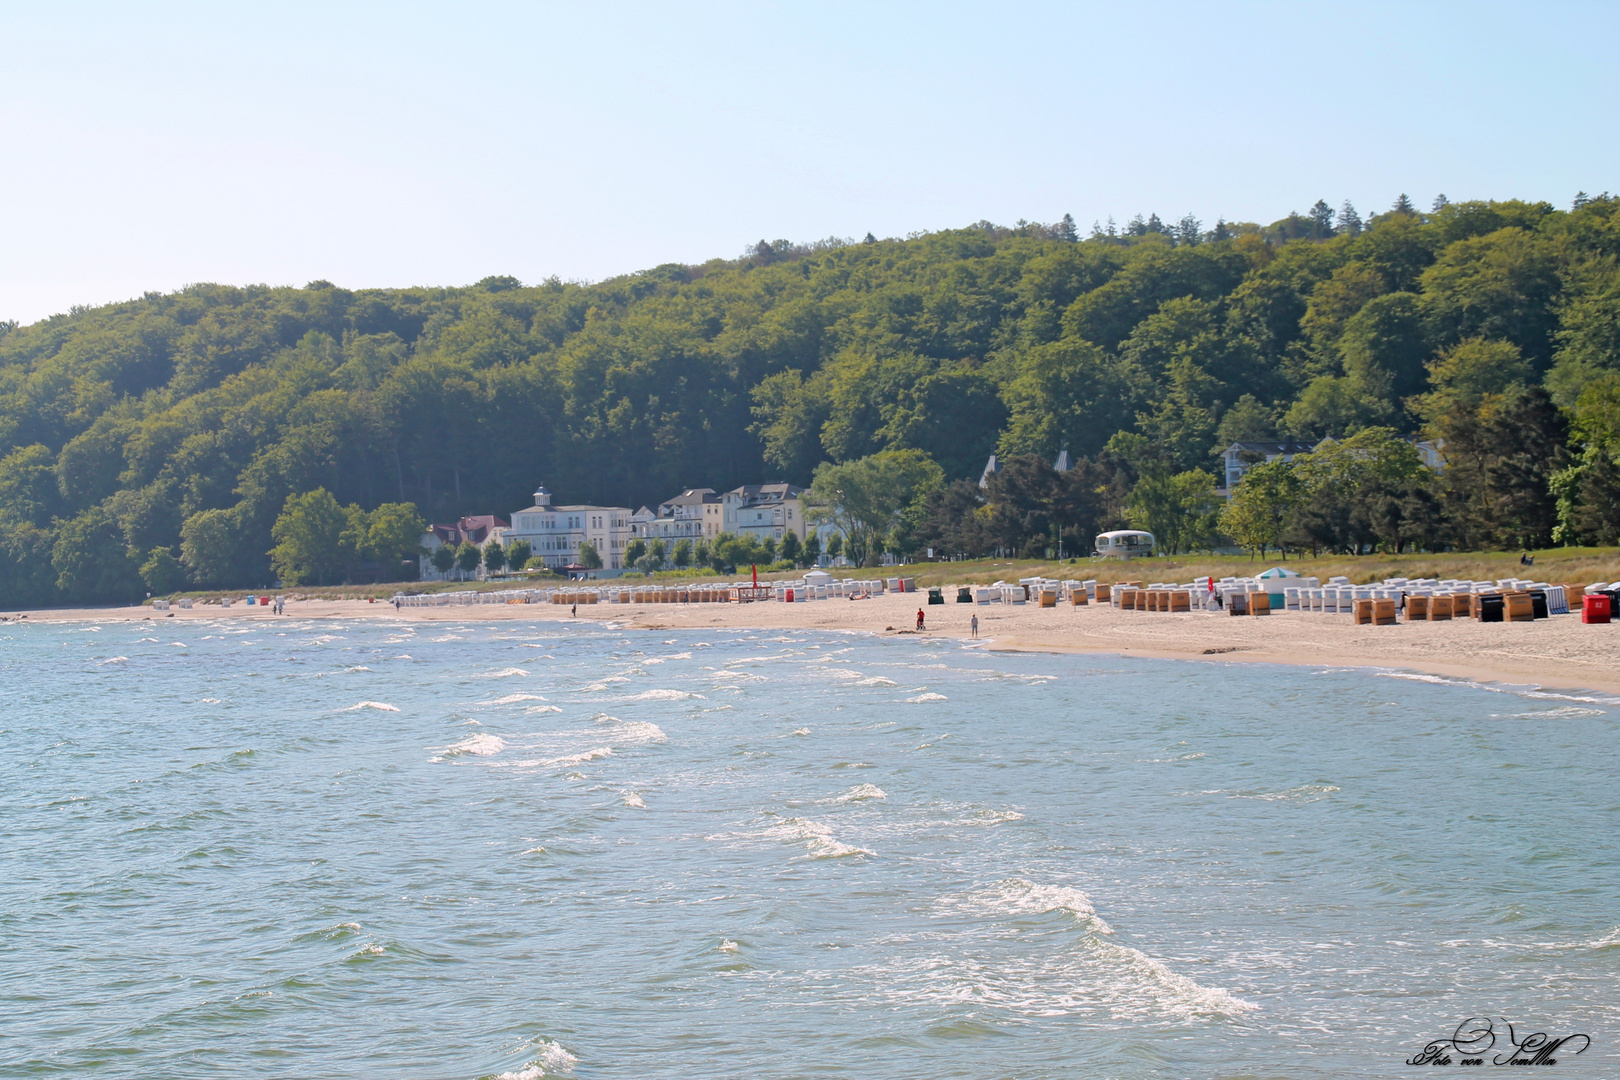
[1475,387,1567,549]
[648,538,667,566]
[778,530,802,566]
[1555,446,1620,545]
[1127,469,1219,554]
[825,533,844,560]
[362,502,426,580]
[1336,201,1363,237]
[1219,459,1300,557]
[482,538,507,573]
[1391,193,1416,215]
[507,539,532,570]
[805,449,944,567]
[1284,429,1427,554]
[431,543,456,577]
[693,539,710,567]
[801,531,821,565]
[1308,199,1336,239]
[181,505,260,588]
[672,539,692,568]
[999,339,1132,460]
[0,521,58,607]
[139,546,187,595]
[455,540,481,579]
[624,538,647,567]
[1338,292,1432,403]
[0,444,58,525]
[1419,228,1560,367]
[1216,394,1276,445]
[578,540,603,569]
[1174,214,1202,246]
[268,489,351,587]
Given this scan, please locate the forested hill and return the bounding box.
[3,195,1619,604]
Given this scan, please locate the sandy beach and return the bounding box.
[15,590,1620,698]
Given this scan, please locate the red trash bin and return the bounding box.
[1582,593,1611,624]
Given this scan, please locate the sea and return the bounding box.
[2,616,1616,1079]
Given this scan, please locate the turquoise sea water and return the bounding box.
[2,617,1617,1079]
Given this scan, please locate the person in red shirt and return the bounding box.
[916,608,925,630]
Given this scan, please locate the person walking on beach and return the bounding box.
[916,607,925,631]
[970,613,978,639]
[571,603,577,618]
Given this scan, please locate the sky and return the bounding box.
[1,1,1615,325]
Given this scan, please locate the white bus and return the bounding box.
[1094,530,1155,560]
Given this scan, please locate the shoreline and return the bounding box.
[13,592,1620,699]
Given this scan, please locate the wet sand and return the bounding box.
[16,590,1620,698]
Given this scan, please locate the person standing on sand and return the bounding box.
[916,607,925,631]
[571,603,577,617]
[970,613,978,638]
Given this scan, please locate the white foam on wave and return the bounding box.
[718,939,739,953]
[907,692,948,703]
[576,675,632,692]
[826,783,887,803]
[483,693,549,705]
[805,666,863,681]
[477,667,530,679]
[664,652,693,660]
[1502,704,1606,719]
[1374,669,1620,706]
[592,714,666,745]
[929,878,1257,1019]
[494,1038,578,1079]
[617,688,703,702]
[1230,782,1339,802]
[791,727,810,736]
[542,747,613,767]
[854,676,897,686]
[526,705,563,713]
[433,733,506,758]
[98,656,129,665]
[1087,938,1260,1018]
[983,877,1114,933]
[338,701,401,712]
[623,792,646,808]
[966,808,1024,825]
[757,817,872,859]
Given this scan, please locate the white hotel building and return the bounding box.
[502,485,634,571]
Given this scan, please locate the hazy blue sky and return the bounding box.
[2,1,1615,324]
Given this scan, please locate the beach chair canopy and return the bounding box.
[1257,566,1300,579]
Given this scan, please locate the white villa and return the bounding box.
[723,483,808,543]
[1219,440,1317,494]
[630,488,724,544]
[1220,436,1449,498]
[502,485,634,571]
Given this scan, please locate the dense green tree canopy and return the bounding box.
[2,197,1619,602]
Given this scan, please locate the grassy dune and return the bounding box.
[120,547,1620,607]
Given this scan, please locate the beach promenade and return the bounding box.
[20,591,1620,698]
